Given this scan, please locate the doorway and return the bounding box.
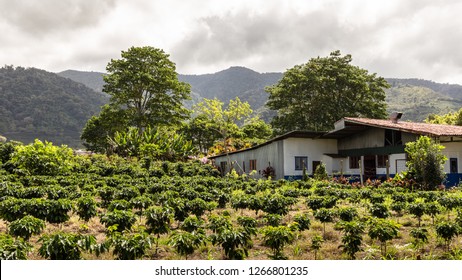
[363,155,376,179]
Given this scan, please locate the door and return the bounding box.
[363,155,376,179]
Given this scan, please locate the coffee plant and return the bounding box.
[169,230,206,260]
[8,215,45,241]
[0,233,32,260]
[38,232,97,260]
[435,221,460,252]
[336,221,365,259]
[261,226,295,260]
[76,196,98,222]
[368,218,400,257]
[100,210,136,232]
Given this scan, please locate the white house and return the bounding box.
[209,115,462,186]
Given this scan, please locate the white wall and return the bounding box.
[283,138,338,177]
[441,142,462,173]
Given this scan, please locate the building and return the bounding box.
[209,115,462,186]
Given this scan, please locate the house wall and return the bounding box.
[338,128,384,150]
[282,138,338,178]
[212,140,283,179]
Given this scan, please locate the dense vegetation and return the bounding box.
[0,66,108,147]
[0,140,461,260]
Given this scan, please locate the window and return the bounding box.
[450,158,458,174]
[249,159,257,171]
[295,156,308,170]
[377,155,389,168]
[349,156,360,169]
[385,129,402,146]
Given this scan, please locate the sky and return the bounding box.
[1,0,462,83]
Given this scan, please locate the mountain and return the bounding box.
[0,66,108,147]
[385,80,462,121]
[59,67,462,123]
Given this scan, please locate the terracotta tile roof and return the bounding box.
[344,117,462,137]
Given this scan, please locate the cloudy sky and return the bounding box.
[1,0,461,83]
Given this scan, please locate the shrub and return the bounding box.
[76,196,98,222]
[169,230,206,260]
[336,221,365,259]
[293,213,311,231]
[8,215,45,241]
[368,218,400,257]
[405,136,447,190]
[0,234,32,260]
[10,140,76,176]
[108,230,152,260]
[100,210,136,232]
[38,232,97,260]
[261,226,295,259]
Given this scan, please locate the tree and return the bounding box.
[405,136,447,190]
[425,108,462,125]
[191,97,252,155]
[104,46,190,129]
[266,50,388,134]
[82,46,190,151]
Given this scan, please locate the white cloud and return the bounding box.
[0,0,461,83]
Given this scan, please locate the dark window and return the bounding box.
[349,156,360,169]
[450,158,458,174]
[385,129,402,146]
[377,155,389,168]
[242,161,246,172]
[295,156,308,170]
[249,159,257,171]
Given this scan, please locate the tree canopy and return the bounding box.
[425,108,462,125]
[104,46,191,130]
[81,46,191,152]
[266,51,389,134]
[184,97,272,155]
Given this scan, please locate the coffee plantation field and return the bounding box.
[0,147,461,260]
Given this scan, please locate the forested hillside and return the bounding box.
[3,66,461,147]
[59,67,462,123]
[0,66,108,147]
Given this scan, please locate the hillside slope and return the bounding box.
[0,66,108,147]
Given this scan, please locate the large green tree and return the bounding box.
[81,46,191,152]
[425,108,462,125]
[266,51,389,134]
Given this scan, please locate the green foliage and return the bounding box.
[38,232,97,260]
[237,216,258,235]
[410,227,429,248]
[169,230,206,260]
[425,108,462,125]
[408,202,427,227]
[261,226,295,259]
[435,221,460,251]
[0,66,107,147]
[104,46,190,131]
[337,221,365,259]
[261,193,295,215]
[0,233,32,260]
[76,196,98,222]
[10,139,76,176]
[369,203,390,219]
[266,50,388,134]
[144,206,173,236]
[190,97,253,155]
[337,207,359,222]
[107,229,153,260]
[181,215,204,233]
[314,208,335,235]
[368,218,400,257]
[405,136,447,190]
[109,126,196,161]
[100,210,136,232]
[263,214,282,227]
[207,214,232,233]
[310,235,324,260]
[293,213,311,231]
[313,162,328,181]
[211,226,253,260]
[8,215,45,241]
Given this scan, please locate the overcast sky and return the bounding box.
[1,0,462,83]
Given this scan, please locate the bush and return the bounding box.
[8,215,45,241]
[38,232,97,260]
[10,140,76,176]
[0,234,32,260]
[405,136,447,190]
[100,210,136,232]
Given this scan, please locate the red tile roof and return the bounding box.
[344,117,462,137]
